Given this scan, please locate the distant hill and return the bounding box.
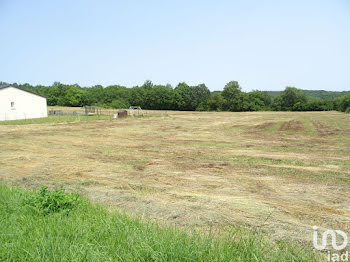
[266,91,282,97]
[267,90,350,100]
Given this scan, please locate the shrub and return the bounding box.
[22,186,81,215]
[339,93,350,112]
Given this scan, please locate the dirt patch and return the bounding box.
[279,120,304,132]
[201,162,230,169]
[248,122,276,133]
[256,122,276,130]
[311,120,340,136]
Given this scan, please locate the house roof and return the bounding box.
[0,84,47,99]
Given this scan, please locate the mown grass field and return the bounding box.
[0,110,349,260]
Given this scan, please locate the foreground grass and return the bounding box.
[0,115,112,125]
[0,184,320,262]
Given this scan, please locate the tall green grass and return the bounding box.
[0,184,320,261]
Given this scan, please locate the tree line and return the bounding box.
[1,81,349,113]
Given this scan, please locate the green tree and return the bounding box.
[104,85,131,104]
[110,98,130,109]
[246,90,271,111]
[305,99,333,111]
[198,92,226,111]
[339,93,350,112]
[272,87,307,111]
[174,82,192,110]
[147,85,177,110]
[191,84,210,110]
[62,87,84,107]
[222,81,244,111]
[82,85,104,106]
[5,80,343,112]
[45,86,60,106]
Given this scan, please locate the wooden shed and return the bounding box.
[117,110,128,118]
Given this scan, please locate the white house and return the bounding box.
[0,85,48,121]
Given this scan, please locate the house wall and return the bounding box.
[0,87,48,121]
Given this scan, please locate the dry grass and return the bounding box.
[0,110,349,249]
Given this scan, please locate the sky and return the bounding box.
[0,0,349,92]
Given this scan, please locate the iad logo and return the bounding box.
[313,226,348,262]
[313,226,348,250]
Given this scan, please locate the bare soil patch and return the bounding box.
[248,121,276,134]
[279,120,304,132]
[311,120,341,136]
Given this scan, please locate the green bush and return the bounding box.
[22,186,81,215]
[339,93,350,112]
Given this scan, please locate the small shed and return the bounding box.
[117,110,128,118]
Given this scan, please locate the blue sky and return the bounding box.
[0,0,349,91]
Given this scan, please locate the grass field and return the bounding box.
[0,107,166,125]
[0,110,349,259]
[0,115,112,125]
